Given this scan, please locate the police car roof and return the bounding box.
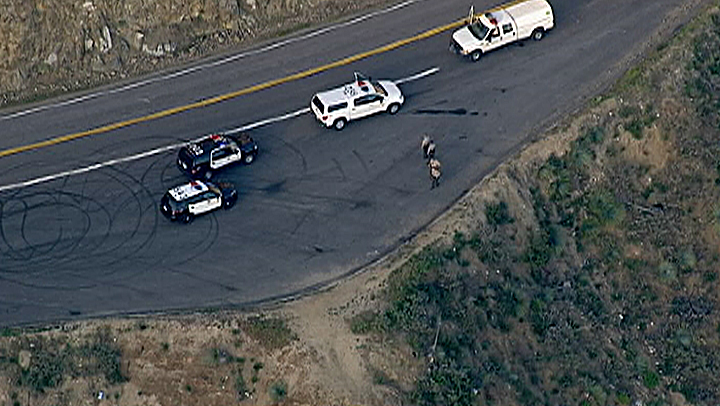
[168,180,209,201]
[185,134,234,157]
[315,81,376,105]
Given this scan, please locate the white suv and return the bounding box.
[310,73,404,130]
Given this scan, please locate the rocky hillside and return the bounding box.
[0,0,393,108]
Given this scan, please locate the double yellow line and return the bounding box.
[0,18,467,159]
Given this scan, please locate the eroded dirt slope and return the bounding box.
[0,0,394,107]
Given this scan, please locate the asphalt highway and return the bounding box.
[0,0,707,326]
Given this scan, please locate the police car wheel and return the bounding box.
[532,29,544,41]
[470,50,482,62]
[224,196,237,209]
[388,103,400,115]
[243,153,255,164]
[181,213,194,224]
[333,118,346,131]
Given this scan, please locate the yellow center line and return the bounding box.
[0,18,468,159]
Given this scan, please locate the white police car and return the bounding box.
[160,180,238,223]
[310,72,404,131]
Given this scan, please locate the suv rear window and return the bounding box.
[327,102,348,113]
[312,96,325,113]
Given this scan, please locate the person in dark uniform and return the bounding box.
[421,134,431,159]
[426,140,436,160]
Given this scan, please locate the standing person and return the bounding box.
[428,158,442,189]
[426,140,436,160]
[421,134,431,159]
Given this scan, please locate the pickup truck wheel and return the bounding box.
[243,153,255,165]
[181,213,194,224]
[470,50,482,62]
[333,118,347,131]
[387,103,400,115]
[532,28,544,41]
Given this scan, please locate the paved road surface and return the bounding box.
[0,0,706,326]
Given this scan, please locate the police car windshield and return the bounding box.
[312,95,325,113]
[371,81,388,96]
[468,21,490,40]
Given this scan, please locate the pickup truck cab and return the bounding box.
[450,0,554,62]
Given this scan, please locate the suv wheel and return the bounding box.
[333,118,347,131]
[387,103,400,115]
[532,28,544,41]
[243,153,255,165]
[181,212,194,224]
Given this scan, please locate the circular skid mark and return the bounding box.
[0,150,217,287]
[0,190,101,268]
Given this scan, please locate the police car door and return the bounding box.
[351,95,379,119]
[188,192,221,214]
[210,147,234,169]
[350,95,369,119]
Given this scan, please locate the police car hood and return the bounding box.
[378,80,402,101]
[452,26,480,51]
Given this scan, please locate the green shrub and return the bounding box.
[269,380,288,402]
[523,232,553,270]
[485,201,514,226]
[80,329,126,384]
[20,350,66,392]
[349,311,383,334]
[243,317,297,351]
[643,369,660,389]
[412,360,476,406]
[529,298,551,338]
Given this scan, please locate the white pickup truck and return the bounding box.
[450,0,554,62]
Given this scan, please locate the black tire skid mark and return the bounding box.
[0,271,98,291]
[162,260,239,294]
[148,152,224,267]
[82,165,155,264]
[332,158,347,182]
[34,182,111,268]
[154,157,225,265]
[0,161,156,279]
[352,149,370,174]
[48,155,167,282]
[83,156,169,280]
[0,189,101,270]
[250,132,308,184]
[164,210,221,267]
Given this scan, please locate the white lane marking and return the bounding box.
[0,68,440,193]
[0,144,182,193]
[225,108,310,134]
[395,67,440,84]
[0,0,423,122]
